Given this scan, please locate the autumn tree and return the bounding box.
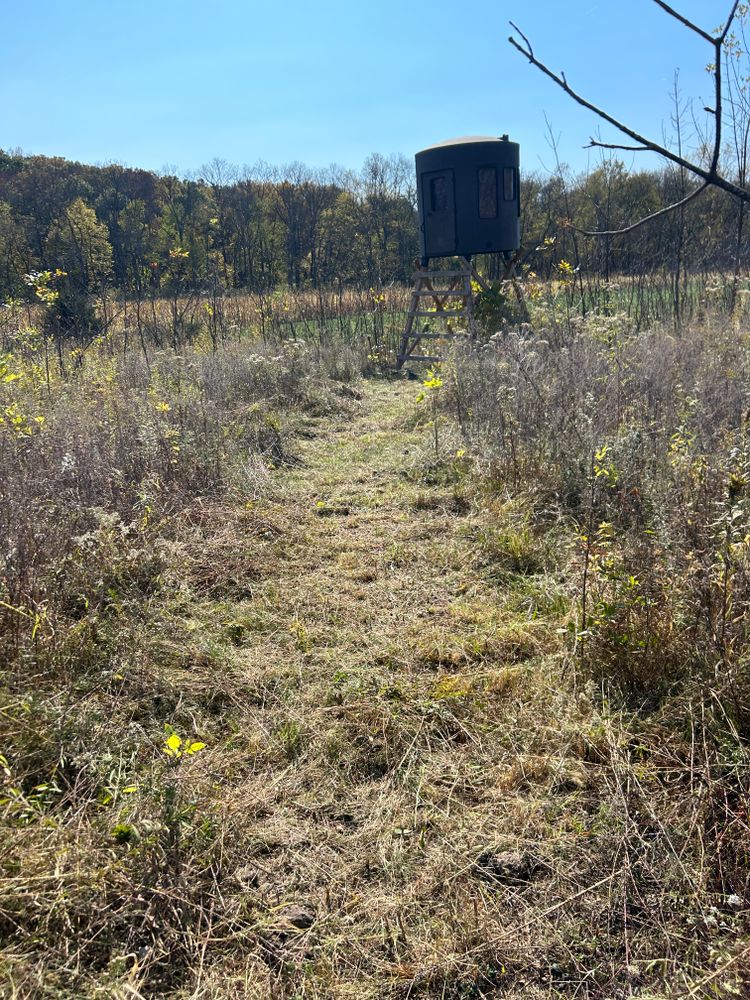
[45,198,113,341]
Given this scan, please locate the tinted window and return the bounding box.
[503,167,515,202]
[478,167,497,219]
[430,175,448,212]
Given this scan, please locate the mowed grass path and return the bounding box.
[7,378,709,999]
[167,378,645,999]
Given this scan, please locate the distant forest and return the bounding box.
[0,147,748,303]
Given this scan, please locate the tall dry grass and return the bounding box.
[0,318,374,994]
[1,328,363,665]
[0,284,412,362]
[444,306,750,914]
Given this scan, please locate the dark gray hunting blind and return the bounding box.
[397,134,521,369]
[416,135,520,265]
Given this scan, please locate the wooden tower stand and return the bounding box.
[396,257,490,370]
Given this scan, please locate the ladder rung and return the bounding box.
[398,265,476,371]
[410,332,465,340]
[413,270,471,279]
[413,310,464,317]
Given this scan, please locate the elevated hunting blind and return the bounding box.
[415,135,520,265]
[397,134,521,369]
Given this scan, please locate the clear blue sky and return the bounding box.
[2,0,722,177]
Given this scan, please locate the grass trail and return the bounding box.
[7,378,733,998]
[173,379,628,998]
[258,379,525,690]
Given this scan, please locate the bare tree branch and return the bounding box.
[586,140,651,152]
[720,0,743,43]
[507,34,694,173]
[571,181,710,236]
[652,0,714,43]
[508,0,750,216]
[706,1,741,171]
[509,2,750,237]
[653,0,740,173]
[508,21,534,59]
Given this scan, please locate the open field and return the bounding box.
[7,4,750,994]
[7,269,750,370]
[0,285,412,367]
[1,297,749,998]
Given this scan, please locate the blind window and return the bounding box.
[478,167,497,219]
[430,175,448,212]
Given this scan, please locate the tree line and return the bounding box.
[1,146,749,320]
[0,151,419,303]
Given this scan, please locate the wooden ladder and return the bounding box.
[396,257,488,370]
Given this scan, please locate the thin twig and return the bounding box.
[586,140,651,152]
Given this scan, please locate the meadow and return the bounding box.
[0,275,748,998]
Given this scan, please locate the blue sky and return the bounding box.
[2,0,722,177]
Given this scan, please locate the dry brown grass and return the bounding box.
[0,284,411,364]
[1,313,749,997]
